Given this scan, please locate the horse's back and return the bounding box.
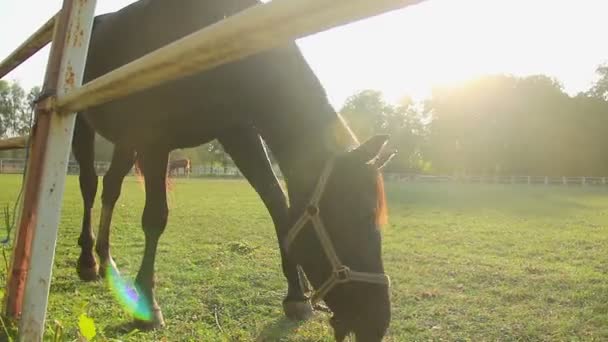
[86,0,261,82]
[81,0,326,149]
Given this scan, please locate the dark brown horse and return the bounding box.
[168,158,191,177]
[72,0,395,340]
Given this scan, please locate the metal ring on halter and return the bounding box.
[333,266,351,283]
[306,204,319,217]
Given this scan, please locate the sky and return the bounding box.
[1,0,607,109]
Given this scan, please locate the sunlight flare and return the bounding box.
[105,265,152,321]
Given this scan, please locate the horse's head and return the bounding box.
[287,135,395,341]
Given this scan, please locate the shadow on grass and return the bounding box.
[256,317,304,342]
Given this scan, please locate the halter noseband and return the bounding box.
[284,157,390,304]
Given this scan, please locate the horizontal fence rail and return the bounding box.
[0,159,243,177]
[385,173,608,186]
[0,13,57,79]
[56,0,424,115]
[2,162,604,186]
[0,136,28,151]
[0,159,110,175]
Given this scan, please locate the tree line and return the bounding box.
[341,64,608,177]
[2,63,608,176]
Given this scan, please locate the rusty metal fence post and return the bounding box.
[3,0,97,340]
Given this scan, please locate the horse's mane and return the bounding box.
[376,173,388,227]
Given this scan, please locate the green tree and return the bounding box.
[424,74,608,176]
[589,63,608,100]
[340,90,392,140]
[340,90,426,172]
[0,80,33,137]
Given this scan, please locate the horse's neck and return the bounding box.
[250,44,358,207]
[261,105,358,209]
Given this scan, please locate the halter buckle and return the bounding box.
[334,266,351,283]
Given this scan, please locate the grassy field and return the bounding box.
[1,174,607,341]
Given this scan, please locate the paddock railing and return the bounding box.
[384,174,608,186]
[0,1,426,339]
[2,159,607,186]
[0,160,242,177]
[0,159,110,175]
[0,136,28,151]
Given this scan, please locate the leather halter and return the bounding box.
[284,157,390,304]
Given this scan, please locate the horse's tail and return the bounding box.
[133,154,174,193]
[133,155,145,190]
[166,168,174,192]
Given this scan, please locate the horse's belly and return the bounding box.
[82,84,239,149]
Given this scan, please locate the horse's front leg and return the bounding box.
[73,117,99,281]
[219,126,313,321]
[133,149,169,330]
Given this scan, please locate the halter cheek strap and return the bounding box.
[284,158,390,304]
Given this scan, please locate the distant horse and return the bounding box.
[72,0,394,340]
[168,158,191,177]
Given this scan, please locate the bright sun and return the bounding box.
[1,0,607,108]
[297,0,608,106]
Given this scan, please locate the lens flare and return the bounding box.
[105,265,152,321]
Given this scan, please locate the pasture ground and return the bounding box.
[0,174,607,341]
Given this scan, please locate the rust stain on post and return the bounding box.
[71,0,85,48]
[75,28,85,48]
[72,18,83,47]
[63,63,76,93]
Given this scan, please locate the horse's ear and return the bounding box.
[375,149,397,170]
[351,135,389,163]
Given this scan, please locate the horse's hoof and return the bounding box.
[133,309,165,331]
[77,263,99,282]
[283,299,314,321]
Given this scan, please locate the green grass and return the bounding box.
[1,175,607,341]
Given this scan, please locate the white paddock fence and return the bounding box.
[0,158,110,175]
[2,160,605,186]
[384,174,608,186]
[0,158,244,177]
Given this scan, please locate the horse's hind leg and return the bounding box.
[219,126,313,321]
[73,116,99,281]
[96,146,135,277]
